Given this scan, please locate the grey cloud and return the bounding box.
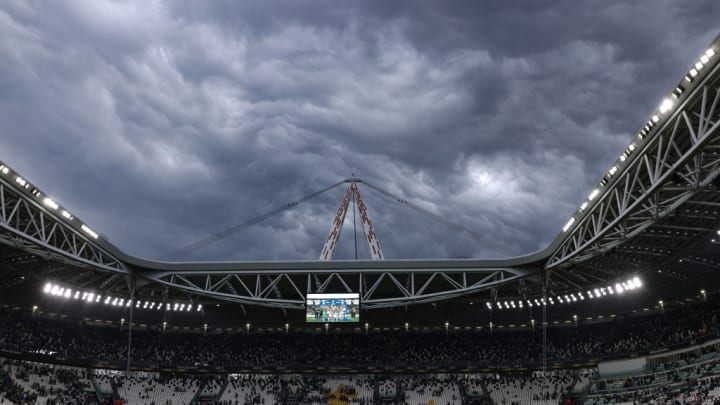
[0,1,717,261]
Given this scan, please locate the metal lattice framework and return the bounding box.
[145,266,528,309]
[546,63,720,271]
[0,176,127,273]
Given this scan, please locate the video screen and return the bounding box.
[306,293,360,323]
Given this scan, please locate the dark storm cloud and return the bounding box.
[0,0,717,261]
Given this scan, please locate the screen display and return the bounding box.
[306,293,360,323]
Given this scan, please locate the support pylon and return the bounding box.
[319,179,384,260]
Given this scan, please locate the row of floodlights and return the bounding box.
[562,47,716,233]
[486,276,642,310]
[43,283,202,312]
[0,163,99,239]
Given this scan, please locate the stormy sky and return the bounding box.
[0,1,718,261]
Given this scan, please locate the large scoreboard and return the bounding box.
[305,293,360,323]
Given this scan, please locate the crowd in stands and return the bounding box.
[0,300,718,369]
[0,358,96,404]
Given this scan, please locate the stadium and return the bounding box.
[2,2,720,405]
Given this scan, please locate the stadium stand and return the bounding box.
[0,298,718,369]
[0,298,719,403]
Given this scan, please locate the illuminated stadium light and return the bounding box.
[607,286,614,295]
[557,296,564,303]
[197,304,202,311]
[510,301,516,308]
[95,295,101,303]
[562,217,576,232]
[579,202,589,211]
[707,48,717,57]
[135,301,141,308]
[63,289,71,298]
[588,189,600,201]
[486,302,492,309]
[186,304,192,312]
[615,283,624,294]
[587,290,594,299]
[42,198,59,210]
[695,61,704,70]
[15,176,27,187]
[608,166,618,176]
[578,292,585,300]
[496,302,502,309]
[570,294,577,302]
[658,98,674,114]
[43,283,52,293]
[80,224,98,239]
[651,115,660,123]
[701,55,710,64]
[73,291,80,299]
[518,301,523,308]
[633,276,642,288]
[61,210,73,220]
[104,296,111,304]
[0,165,8,174]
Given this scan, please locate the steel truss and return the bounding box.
[145,267,527,309]
[546,73,720,270]
[0,178,127,273]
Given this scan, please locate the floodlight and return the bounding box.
[43,283,52,293]
[562,217,575,232]
[588,189,600,201]
[651,115,660,123]
[701,55,710,64]
[695,61,704,70]
[81,224,98,239]
[615,283,624,294]
[43,198,59,210]
[659,98,674,114]
[632,276,642,288]
[707,48,716,57]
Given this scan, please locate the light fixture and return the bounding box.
[43,198,59,210]
[562,217,576,232]
[80,224,98,239]
[659,98,674,114]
